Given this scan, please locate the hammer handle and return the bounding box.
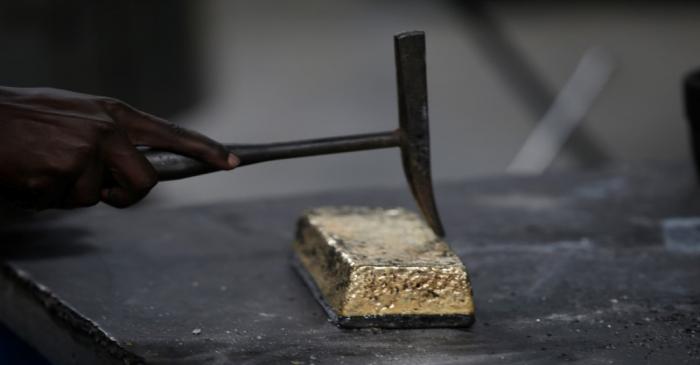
[145,130,399,181]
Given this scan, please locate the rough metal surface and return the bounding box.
[0,165,699,364]
[293,207,473,327]
[291,255,474,330]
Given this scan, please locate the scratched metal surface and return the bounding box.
[0,165,699,364]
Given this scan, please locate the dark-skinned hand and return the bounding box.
[0,86,238,210]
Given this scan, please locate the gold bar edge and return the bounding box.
[293,207,475,317]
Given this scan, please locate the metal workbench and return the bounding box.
[1,165,698,364]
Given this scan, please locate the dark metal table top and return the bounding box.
[1,165,699,364]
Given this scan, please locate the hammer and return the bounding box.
[143,31,445,237]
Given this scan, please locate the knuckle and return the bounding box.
[50,159,84,178]
[98,97,125,111]
[25,177,51,193]
[72,141,99,159]
[93,120,118,135]
[98,98,132,121]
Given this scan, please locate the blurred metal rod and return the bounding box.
[508,48,615,174]
[454,1,610,167]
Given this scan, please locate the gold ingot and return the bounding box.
[293,207,475,328]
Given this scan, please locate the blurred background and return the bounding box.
[1,0,699,207]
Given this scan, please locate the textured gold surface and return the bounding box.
[293,207,474,317]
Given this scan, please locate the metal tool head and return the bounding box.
[394,31,445,237]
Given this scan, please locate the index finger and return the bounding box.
[104,100,238,171]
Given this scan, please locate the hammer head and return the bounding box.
[394,31,445,237]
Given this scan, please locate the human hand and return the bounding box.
[0,86,238,209]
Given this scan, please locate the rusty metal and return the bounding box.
[394,31,444,236]
[293,206,474,328]
[144,31,446,236]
